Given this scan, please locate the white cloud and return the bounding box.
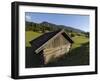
[25,15,32,22]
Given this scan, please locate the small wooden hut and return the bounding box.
[29,29,74,64]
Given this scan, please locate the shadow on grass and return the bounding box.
[45,42,89,67]
[25,42,89,68]
[25,48,45,68]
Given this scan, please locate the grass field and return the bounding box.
[72,36,89,49]
[25,31,89,67]
[26,31,42,47]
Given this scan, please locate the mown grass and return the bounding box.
[26,31,42,47]
[25,31,89,67]
[72,36,89,49]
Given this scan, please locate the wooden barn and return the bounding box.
[26,29,74,68]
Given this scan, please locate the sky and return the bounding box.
[25,12,89,32]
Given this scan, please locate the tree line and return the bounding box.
[25,21,89,38]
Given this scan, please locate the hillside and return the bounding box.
[25,21,86,34]
[40,21,85,33]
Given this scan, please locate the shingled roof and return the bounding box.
[30,29,74,53]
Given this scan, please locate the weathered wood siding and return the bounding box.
[43,34,71,64]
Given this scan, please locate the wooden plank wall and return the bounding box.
[43,34,71,64]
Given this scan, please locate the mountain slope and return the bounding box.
[26,21,85,33]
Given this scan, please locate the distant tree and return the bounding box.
[71,33,75,37]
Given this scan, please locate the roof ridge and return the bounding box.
[30,29,61,44]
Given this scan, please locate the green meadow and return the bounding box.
[26,31,89,49]
[26,31,89,66]
[26,31,42,47]
[72,36,89,49]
